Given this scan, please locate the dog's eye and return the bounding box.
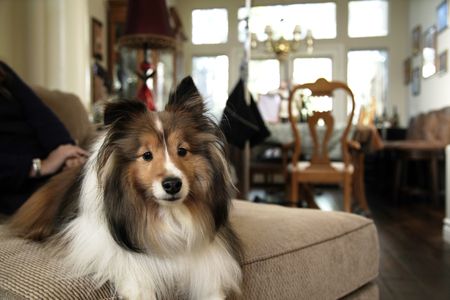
[177,147,187,157]
[142,151,153,161]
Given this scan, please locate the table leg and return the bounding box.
[352,152,370,213]
[430,155,439,205]
[393,154,403,204]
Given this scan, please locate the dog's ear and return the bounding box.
[104,100,148,126]
[166,76,205,116]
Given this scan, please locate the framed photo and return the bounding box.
[91,18,103,61]
[439,50,448,73]
[412,25,421,56]
[422,26,438,78]
[411,67,421,96]
[403,57,412,85]
[437,1,448,33]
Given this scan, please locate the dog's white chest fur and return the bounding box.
[64,211,240,300]
[60,145,241,300]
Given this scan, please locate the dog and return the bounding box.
[9,76,243,300]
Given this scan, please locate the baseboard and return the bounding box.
[443,218,450,243]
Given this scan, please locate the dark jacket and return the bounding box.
[0,61,74,214]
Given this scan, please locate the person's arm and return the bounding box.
[0,62,74,152]
[0,153,34,191]
[0,144,88,192]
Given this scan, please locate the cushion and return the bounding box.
[232,200,378,300]
[0,201,379,299]
[0,230,114,299]
[422,112,440,142]
[436,107,450,144]
[32,86,95,149]
[289,161,354,174]
[406,113,426,140]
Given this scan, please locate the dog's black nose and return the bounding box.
[162,177,182,195]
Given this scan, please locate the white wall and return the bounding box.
[176,0,409,125]
[0,0,108,110]
[0,0,28,77]
[408,0,450,119]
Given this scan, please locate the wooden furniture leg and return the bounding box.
[352,152,370,212]
[343,174,352,212]
[430,155,439,205]
[290,175,298,207]
[302,184,319,209]
[393,154,403,204]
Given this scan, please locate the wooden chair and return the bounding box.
[287,78,357,212]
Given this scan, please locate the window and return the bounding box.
[292,57,333,84]
[348,0,389,38]
[238,3,336,42]
[248,59,280,98]
[192,56,229,120]
[347,50,388,119]
[192,9,228,44]
[293,57,333,113]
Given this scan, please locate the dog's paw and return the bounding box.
[198,290,226,300]
[116,282,156,300]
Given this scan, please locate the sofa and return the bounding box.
[406,106,450,143]
[0,88,380,299]
[383,107,450,204]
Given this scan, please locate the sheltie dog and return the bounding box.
[9,76,242,300]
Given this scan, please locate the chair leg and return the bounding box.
[290,174,298,207]
[302,184,319,209]
[343,174,352,213]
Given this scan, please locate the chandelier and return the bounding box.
[251,24,314,60]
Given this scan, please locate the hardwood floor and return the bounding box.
[370,198,450,300]
[248,185,450,300]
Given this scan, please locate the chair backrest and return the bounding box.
[288,78,355,169]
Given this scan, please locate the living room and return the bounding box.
[0,0,449,299]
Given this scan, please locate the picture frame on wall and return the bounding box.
[412,25,421,56]
[422,25,438,79]
[403,57,412,85]
[437,1,448,33]
[92,18,103,61]
[412,67,421,96]
[439,50,448,74]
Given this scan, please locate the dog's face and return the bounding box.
[98,77,234,254]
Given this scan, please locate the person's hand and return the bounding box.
[40,144,88,176]
[63,156,88,170]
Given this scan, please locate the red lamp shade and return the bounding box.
[119,0,175,49]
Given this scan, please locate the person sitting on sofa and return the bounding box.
[0,61,88,215]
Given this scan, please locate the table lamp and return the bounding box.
[119,0,175,110]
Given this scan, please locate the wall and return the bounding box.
[0,0,29,77]
[0,0,108,110]
[408,0,450,119]
[176,0,409,125]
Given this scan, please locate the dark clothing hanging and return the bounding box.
[0,61,74,214]
[220,79,270,149]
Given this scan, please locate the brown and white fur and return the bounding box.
[9,76,242,300]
